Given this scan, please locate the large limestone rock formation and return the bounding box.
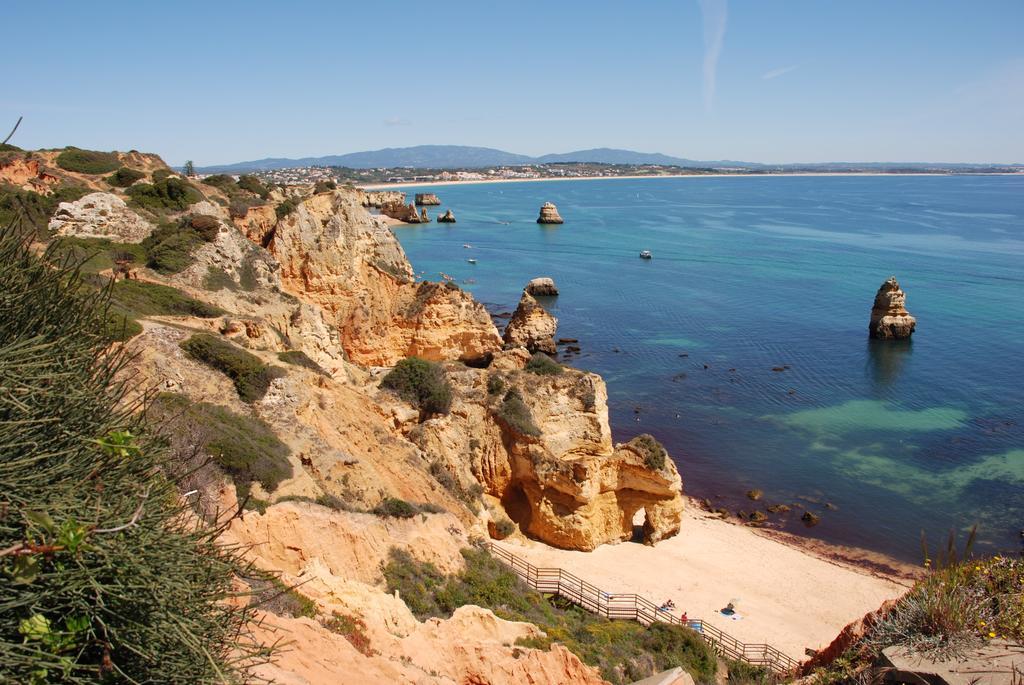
[869,276,916,340]
[525,276,559,296]
[415,193,441,206]
[503,291,558,355]
[48,192,154,243]
[255,189,501,366]
[364,280,503,366]
[437,209,456,223]
[361,190,405,208]
[537,202,564,224]
[406,362,685,551]
[380,199,424,223]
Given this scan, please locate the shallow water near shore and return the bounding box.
[390,175,1024,562]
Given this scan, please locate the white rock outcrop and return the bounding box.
[49,192,155,243]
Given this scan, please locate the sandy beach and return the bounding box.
[501,502,916,661]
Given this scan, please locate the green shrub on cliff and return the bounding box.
[49,236,147,274]
[237,174,271,199]
[525,351,563,375]
[201,173,237,190]
[44,238,221,339]
[246,573,317,619]
[380,356,453,417]
[486,373,506,395]
[0,225,264,681]
[277,349,328,375]
[180,333,284,403]
[495,388,540,436]
[275,197,299,219]
[228,195,263,218]
[126,175,202,213]
[383,547,717,685]
[372,497,419,519]
[110,279,224,318]
[105,166,146,187]
[141,214,220,273]
[55,146,120,174]
[631,433,667,471]
[149,392,292,494]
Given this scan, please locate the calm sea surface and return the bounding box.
[390,175,1024,562]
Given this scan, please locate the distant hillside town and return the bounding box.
[241,160,1021,187]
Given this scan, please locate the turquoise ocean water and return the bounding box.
[390,175,1024,562]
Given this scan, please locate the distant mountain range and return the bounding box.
[196,145,1020,174]
[196,146,757,173]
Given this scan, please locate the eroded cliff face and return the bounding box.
[262,190,501,366]
[225,501,605,685]
[0,156,59,191]
[233,204,278,246]
[396,354,686,551]
[43,156,685,682]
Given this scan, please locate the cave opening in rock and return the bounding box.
[631,507,648,543]
[500,482,533,533]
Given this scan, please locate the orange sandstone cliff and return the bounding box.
[26,150,688,683]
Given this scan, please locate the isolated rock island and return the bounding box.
[869,276,917,340]
[525,276,559,296]
[415,192,441,205]
[536,201,564,224]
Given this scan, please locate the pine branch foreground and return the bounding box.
[0,222,270,683]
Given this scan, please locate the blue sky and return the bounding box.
[3,1,1022,165]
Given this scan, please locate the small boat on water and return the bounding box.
[463,244,473,249]
[639,250,653,259]
[467,258,477,264]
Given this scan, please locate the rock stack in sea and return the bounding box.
[437,209,456,223]
[869,276,917,340]
[419,207,429,222]
[379,199,424,223]
[415,193,441,206]
[536,202,564,224]
[525,276,558,296]
[359,189,405,208]
[503,291,558,354]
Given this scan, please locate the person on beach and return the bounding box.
[680,611,688,623]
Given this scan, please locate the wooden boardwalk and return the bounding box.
[487,542,801,676]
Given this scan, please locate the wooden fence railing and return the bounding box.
[487,542,800,675]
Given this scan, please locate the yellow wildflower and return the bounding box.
[988,631,996,638]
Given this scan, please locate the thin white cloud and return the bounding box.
[383,117,412,127]
[698,0,728,113]
[762,64,799,80]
